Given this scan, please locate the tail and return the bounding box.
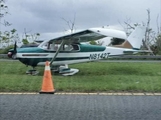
[114,26,146,49]
[127,26,146,49]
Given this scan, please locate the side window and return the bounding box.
[47,42,59,51]
[62,44,80,51]
[41,43,48,49]
[64,44,73,51]
[72,44,79,51]
[51,43,59,51]
[41,42,80,52]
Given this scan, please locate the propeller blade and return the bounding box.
[13,41,17,54]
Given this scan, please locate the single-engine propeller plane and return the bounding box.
[10,26,148,76]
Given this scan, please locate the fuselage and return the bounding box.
[15,43,136,67]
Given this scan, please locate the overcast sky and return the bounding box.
[2,0,161,40]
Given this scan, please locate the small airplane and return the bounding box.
[10,25,148,76]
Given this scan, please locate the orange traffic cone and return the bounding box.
[39,61,55,94]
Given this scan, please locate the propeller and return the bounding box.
[13,41,17,54]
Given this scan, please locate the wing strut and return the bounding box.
[50,40,65,66]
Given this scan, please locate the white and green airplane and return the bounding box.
[12,26,147,76]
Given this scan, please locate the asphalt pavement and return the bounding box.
[0,94,161,120]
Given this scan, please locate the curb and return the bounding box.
[0,92,161,96]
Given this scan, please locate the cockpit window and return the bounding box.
[41,41,80,52]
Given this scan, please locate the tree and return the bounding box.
[22,28,40,44]
[154,34,161,54]
[22,39,29,45]
[89,40,97,45]
[0,0,20,48]
[61,13,76,34]
[0,1,40,48]
[0,29,20,47]
[0,0,11,27]
[142,9,155,53]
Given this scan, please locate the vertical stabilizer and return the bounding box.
[127,26,146,49]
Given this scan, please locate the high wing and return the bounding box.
[44,27,127,44]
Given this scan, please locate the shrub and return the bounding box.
[0,45,14,54]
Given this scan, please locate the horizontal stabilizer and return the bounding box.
[123,49,152,54]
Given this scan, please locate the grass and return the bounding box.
[0,60,161,92]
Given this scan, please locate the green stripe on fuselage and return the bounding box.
[17,44,106,53]
[17,47,46,53]
[18,57,89,67]
[79,44,106,52]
